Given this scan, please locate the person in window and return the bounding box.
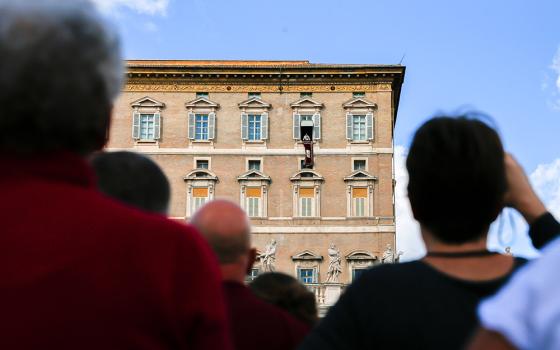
[250,272,319,327]
[0,1,232,349]
[91,151,171,215]
[192,200,310,350]
[298,115,560,350]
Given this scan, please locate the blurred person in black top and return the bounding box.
[250,272,319,326]
[299,115,560,350]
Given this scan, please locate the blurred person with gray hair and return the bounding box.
[192,200,310,350]
[0,1,232,349]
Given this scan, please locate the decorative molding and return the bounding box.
[238,96,272,109]
[345,250,377,261]
[185,96,220,109]
[237,170,272,183]
[124,83,393,93]
[342,97,377,109]
[291,250,324,261]
[251,225,395,233]
[131,96,165,108]
[290,97,324,109]
[106,147,394,156]
[344,170,378,182]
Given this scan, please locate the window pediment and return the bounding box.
[185,97,220,109]
[291,250,323,261]
[290,97,324,110]
[342,97,377,110]
[131,96,165,109]
[345,250,377,261]
[344,170,377,182]
[237,170,271,183]
[238,97,272,109]
[290,170,324,182]
[184,169,219,181]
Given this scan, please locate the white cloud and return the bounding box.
[91,0,169,15]
[394,145,425,261]
[395,145,560,261]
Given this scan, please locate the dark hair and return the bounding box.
[0,0,123,155]
[250,272,318,326]
[91,152,170,215]
[406,115,506,244]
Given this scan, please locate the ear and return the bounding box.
[246,248,257,274]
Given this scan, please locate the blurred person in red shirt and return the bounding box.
[0,0,232,349]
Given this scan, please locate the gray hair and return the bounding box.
[0,0,123,154]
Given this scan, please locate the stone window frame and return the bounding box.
[239,97,271,147]
[131,96,165,146]
[343,97,377,144]
[185,96,220,147]
[351,157,368,172]
[290,97,324,142]
[246,157,264,172]
[193,157,211,170]
[290,170,324,218]
[344,170,378,218]
[345,250,378,283]
[184,169,218,218]
[237,170,271,218]
[291,250,323,284]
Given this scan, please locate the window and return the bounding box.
[352,188,367,217]
[353,91,365,98]
[248,114,262,140]
[195,114,209,140]
[352,268,367,281]
[245,187,261,217]
[299,188,315,217]
[246,268,260,283]
[353,159,367,171]
[248,160,261,171]
[293,113,321,140]
[300,92,312,98]
[248,92,261,99]
[139,113,155,140]
[196,160,209,169]
[241,113,268,141]
[192,187,209,213]
[196,92,209,98]
[352,115,367,141]
[298,268,316,284]
[346,113,373,142]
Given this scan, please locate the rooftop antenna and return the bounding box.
[399,53,406,65]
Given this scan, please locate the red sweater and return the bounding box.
[0,153,233,350]
[223,281,310,350]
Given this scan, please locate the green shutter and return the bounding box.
[366,112,374,141]
[132,111,140,139]
[312,113,321,140]
[208,112,216,140]
[346,113,353,140]
[188,112,195,140]
[241,112,248,140]
[261,112,269,140]
[293,113,301,140]
[154,112,161,140]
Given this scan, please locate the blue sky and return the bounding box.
[96,0,560,259]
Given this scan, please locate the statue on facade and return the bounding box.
[382,244,403,264]
[261,239,277,272]
[326,243,342,283]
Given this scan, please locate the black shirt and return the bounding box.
[299,213,560,350]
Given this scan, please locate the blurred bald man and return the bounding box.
[192,200,310,350]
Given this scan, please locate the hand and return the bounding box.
[503,153,546,224]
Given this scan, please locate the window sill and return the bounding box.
[244,140,266,144]
[348,140,371,144]
[135,139,158,144]
[192,140,212,143]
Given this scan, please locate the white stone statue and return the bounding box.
[382,244,402,264]
[261,239,277,272]
[326,243,342,283]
